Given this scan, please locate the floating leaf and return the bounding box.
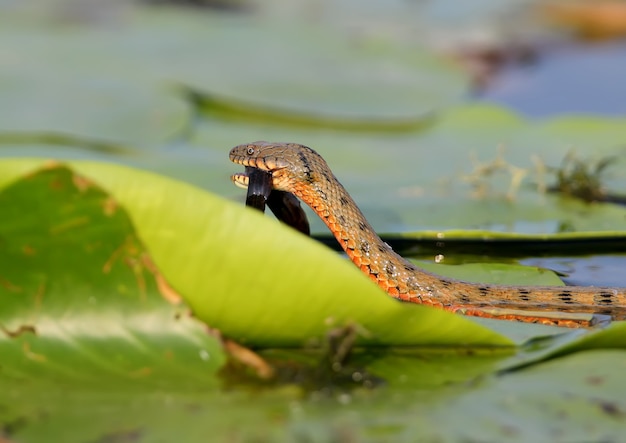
[0,159,511,349]
[0,163,225,386]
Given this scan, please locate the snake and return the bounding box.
[230,141,626,327]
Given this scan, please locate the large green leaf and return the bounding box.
[0,163,225,385]
[0,159,510,349]
[360,350,626,441]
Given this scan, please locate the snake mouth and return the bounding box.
[230,172,249,189]
[230,154,268,190]
[234,158,281,175]
[231,166,276,192]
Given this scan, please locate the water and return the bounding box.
[478,41,626,117]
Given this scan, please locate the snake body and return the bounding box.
[230,141,626,325]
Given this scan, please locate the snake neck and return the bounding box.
[290,174,447,304]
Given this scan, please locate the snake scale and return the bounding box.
[230,141,626,327]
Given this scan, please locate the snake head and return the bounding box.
[229,141,326,192]
[229,141,290,171]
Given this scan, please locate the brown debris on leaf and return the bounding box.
[207,327,276,380]
[71,173,93,193]
[101,196,118,217]
[0,324,37,339]
[141,254,183,304]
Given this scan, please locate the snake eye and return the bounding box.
[246,147,255,155]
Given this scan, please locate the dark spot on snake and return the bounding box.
[358,221,367,231]
[298,152,315,183]
[338,214,346,225]
[457,293,471,303]
[597,297,614,305]
[318,189,328,201]
[384,263,396,277]
[339,195,349,206]
[477,286,490,296]
[440,279,452,288]
[359,241,370,255]
[558,292,573,302]
[557,291,577,305]
[518,289,531,295]
[518,294,530,302]
[598,292,614,299]
[403,264,416,271]
[377,244,388,253]
[297,151,310,167]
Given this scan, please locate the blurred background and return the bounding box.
[1,0,626,235]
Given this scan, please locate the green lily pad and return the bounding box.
[498,321,626,371]
[362,350,626,441]
[0,24,189,146]
[0,163,225,385]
